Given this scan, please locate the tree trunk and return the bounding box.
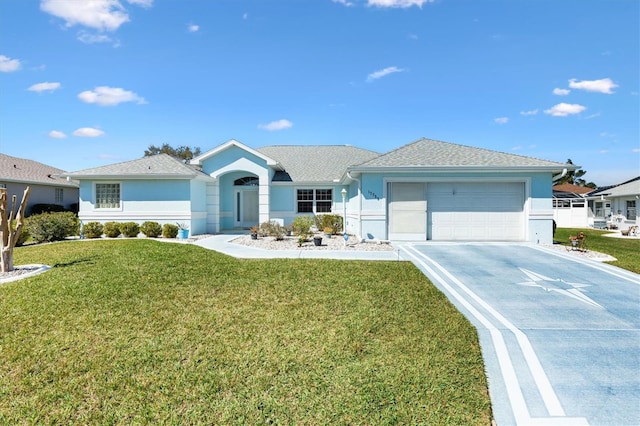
[0,187,30,273]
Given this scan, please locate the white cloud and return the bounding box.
[40,0,152,32]
[520,109,538,116]
[187,23,200,33]
[73,127,105,137]
[48,130,67,139]
[368,0,435,7]
[333,0,355,6]
[366,66,405,82]
[28,81,61,93]
[544,103,587,117]
[494,117,509,124]
[243,13,248,20]
[599,149,609,154]
[258,119,293,131]
[0,54,21,72]
[632,148,640,153]
[78,31,114,44]
[553,88,570,96]
[78,86,146,106]
[568,78,618,94]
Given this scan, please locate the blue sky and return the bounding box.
[1,0,638,186]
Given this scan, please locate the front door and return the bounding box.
[235,190,259,228]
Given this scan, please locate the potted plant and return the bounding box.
[176,222,189,239]
[323,227,333,238]
[250,225,259,240]
[313,235,323,246]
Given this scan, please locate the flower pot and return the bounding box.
[313,236,322,246]
[178,229,189,239]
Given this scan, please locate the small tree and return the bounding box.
[1,187,30,272]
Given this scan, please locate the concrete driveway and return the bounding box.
[399,243,639,426]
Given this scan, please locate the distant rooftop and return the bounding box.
[0,153,78,188]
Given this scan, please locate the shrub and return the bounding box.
[29,203,66,216]
[120,222,140,238]
[140,221,162,237]
[259,220,286,240]
[315,214,343,234]
[103,222,121,238]
[162,223,179,238]
[82,221,104,239]
[292,215,314,240]
[26,212,79,243]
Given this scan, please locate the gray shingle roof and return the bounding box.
[354,138,569,169]
[0,153,78,188]
[257,145,379,182]
[589,176,640,198]
[64,154,202,178]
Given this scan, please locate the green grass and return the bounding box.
[1,240,491,425]
[555,227,640,274]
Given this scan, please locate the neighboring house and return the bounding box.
[552,183,592,228]
[586,176,639,230]
[62,138,573,244]
[0,153,79,214]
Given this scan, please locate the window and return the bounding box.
[297,189,332,213]
[627,200,637,220]
[55,188,64,204]
[96,183,120,209]
[0,183,6,189]
[234,176,259,186]
[553,199,570,208]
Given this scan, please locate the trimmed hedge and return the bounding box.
[162,223,179,238]
[120,222,140,238]
[103,222,121,238]
[140,221,162,238]
[82,222,104,239]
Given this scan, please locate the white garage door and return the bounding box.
[388,182,525,241]
[427,182,524,241]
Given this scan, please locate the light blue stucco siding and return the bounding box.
[200,146,269,175]
[352,171,555,244]
[190,179,208,235]
[78,179,194,231]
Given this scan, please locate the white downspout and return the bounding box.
[346,172,362,240]
[552,168,568,183]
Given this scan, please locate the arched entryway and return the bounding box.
[234,176,259,228]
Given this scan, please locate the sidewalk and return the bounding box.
[193,233,405,261]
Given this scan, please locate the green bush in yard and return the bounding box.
[315,214,343,234]
[141,221,162,238]
[103,222,121,238]
[162,223,179,238]
[292,215,314,240]
[26,211,78,243]
[82,221,104,239]
[120,222,140,238]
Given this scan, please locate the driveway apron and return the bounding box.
[400,243,639,426]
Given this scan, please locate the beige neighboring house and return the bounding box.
[0,153,79,214]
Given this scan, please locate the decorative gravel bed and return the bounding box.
[543,243,616,262]
[231,233,396,251]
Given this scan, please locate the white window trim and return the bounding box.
[94,182,123,211]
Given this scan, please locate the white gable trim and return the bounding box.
[191,139,281,169]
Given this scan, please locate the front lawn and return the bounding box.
[1,240,491,425]
[555,227,640,274]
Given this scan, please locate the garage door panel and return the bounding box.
[427,182,524,241]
